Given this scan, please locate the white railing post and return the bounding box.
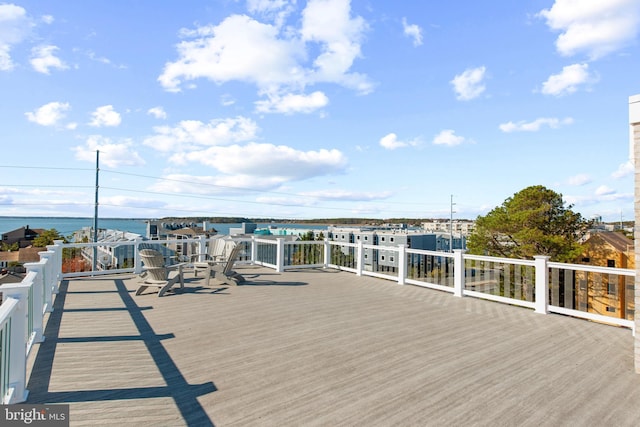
[356,241,364,276]
[453,249,465,297]
[534,255,550,314]
[276,238,285,273]
[0,285,31,403]
[196,235,207,262]
[23,264,45,344]
[134,237,143,274]
[397,244,407,285]
[49,241,64,293]
[323,239,330,268]
[38,251,55,313]
[251,236,258,264]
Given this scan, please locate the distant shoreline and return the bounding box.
[0,216,475,224]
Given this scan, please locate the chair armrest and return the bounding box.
[166,262,186,272]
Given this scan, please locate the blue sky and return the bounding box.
[1,0,639,222]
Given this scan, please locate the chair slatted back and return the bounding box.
[140,249,168,281]
[222,243,242,275]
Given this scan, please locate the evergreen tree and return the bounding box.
[467,185,591,262]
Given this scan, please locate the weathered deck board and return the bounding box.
[26,266,640,426]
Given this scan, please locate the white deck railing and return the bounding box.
[0,244,61,404]
[1,235,635,403]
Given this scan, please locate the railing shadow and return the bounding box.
[27,278,217,426]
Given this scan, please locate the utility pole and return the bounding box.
[620,210,623,230]
[450,194,456,252]
[93,150,99,272]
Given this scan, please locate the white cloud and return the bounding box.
[247,0,290,14]
[41,15,54,24]
[538,0,640,59]
[450,66,486,101]
[220,94,236,106]
[159,15,301,92]
[72,135,145,168]
[89,105,122,127]
[541,63,596,96]
[148,173,287,195]
[247,0,295,27]
[432,129,467,146]
[379,133,420,150]
[499,117,574,132]
[169,142,348,181]
[147,106,167,119]
[0,3,32,71]
[101,195,166,210]
[25,101,70,126]
[143,116,259,152]
[299,189,393,201]
[30,45,68,74]
[612,159,634,179]
[402,17,423,47]
[158,0,373,101]
[567,173,592,186]
[594,185,615,196]
[255,91,329,114]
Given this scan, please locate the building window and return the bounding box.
[390,256,394,262]
[381,255,385,261]
[606,306,616,313]
[381,237,385,242]
[390,237,394,243]
[607,259,615,268]
[608,283,617,295]
[582,257,590,263]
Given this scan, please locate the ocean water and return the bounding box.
[0,217,324,239]
[0,217,149,237]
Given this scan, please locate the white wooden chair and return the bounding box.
[205,242,245,287]
[136,249,185,297]
[192,237,228,278]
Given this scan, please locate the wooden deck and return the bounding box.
[26,265,640,426]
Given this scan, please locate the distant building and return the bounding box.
[72,227,151,270]
[146,220,217,240]
[421,219,475,236]
[230,223,258,235]
[327,226,466,272]
[577,231,635,321]
[1,225,46,248]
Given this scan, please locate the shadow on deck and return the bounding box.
[27,276,216,426]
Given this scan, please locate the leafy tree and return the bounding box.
[1,242,18,251]
[33,228,66,247]
[466,185,591,262]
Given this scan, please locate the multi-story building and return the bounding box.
[421,219,475,236]
[326,226,466,272]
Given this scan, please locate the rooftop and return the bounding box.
[25,265,640,426]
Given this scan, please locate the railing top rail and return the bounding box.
[0,297,20,326]
[548,261,635,276]
[62,237,203,249]
[253,238,280,244]
[407,248,455,258]
[463,253,536,266]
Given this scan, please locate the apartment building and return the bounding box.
[327,226,465,271]
[421,219,475,236]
